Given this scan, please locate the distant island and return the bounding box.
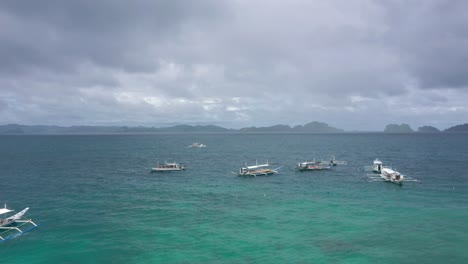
[382,123,468,133]
[444,123,468,132]
[240,121,344,133]
[417,126,440,133]
[384,123,414,133]
[1,122,467,134]
[0,121,343,134]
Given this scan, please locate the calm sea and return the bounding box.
[1,134,467,263]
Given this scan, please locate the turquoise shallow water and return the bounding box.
[1,134,468,263]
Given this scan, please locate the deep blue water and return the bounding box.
[1,134,467,263]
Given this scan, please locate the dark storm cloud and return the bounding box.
[0,0,467,129]
[0,98,7,112]
[380,0,468,89]
[0,0,226,74]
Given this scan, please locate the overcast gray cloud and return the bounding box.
[0,0,467,130]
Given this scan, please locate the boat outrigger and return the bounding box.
[151,161,186,172]
[0,205,38,242]
[366,159,418,184]
[235,161,282,176]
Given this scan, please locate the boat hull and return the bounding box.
[238,171,275,176]
[0,208,29,227]
[151,167,185,172]
[298,166,331,171]
[238,169,276,176]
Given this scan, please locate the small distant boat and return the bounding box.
[369,159,403,184]
[151,162,186,172]
[297,159,331,171]
[188,142,207,148]
[0,205,38,242]
[324,155,347,166]
[235,161,281,176]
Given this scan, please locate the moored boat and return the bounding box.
[235,161,281,176]
[366,159,418,184]
[297,160,331,171]
[0,205,38,241]
[151,162,186,172]
[188,142,207,148]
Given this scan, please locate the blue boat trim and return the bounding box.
[0,224,39,242]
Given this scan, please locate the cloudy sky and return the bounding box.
[1,0,467,130]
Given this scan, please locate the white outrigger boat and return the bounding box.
[235,161,282,176]
[0,205,38,241]
[366,159,418,184]
[380,167,404,184]
[188,142,207,148]
[151,162,186,172]
[297,159,332,171]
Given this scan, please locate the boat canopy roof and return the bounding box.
[0,208,13,215]
[382,167,398,174]
[300,161,320,165]
[246,164,269,169]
